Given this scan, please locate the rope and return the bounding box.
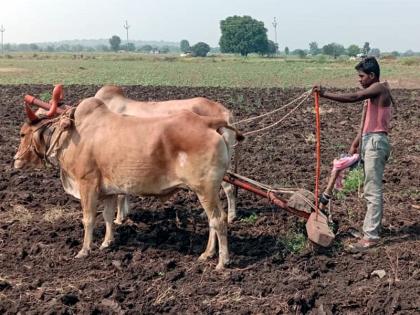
[242,92,311,136]
[233,89,312,125]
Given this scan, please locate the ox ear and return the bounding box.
[25,103,39,122]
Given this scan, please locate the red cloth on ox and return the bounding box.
[332,154,360,190]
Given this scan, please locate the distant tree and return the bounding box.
[219,15,268,56]
[391,51,400,57]
[56,44,70,52]
[191,42,210,57]
[139,44,153,53]
[265,40,278,56]
[160,46,170,54]
[362,42,370,56]
[347,44,361,57]
[122,43,136,51]
[45,45,55,52]
[284,46,289,56]
[369,48,380,58]
[293,49,307,58]
[402,50,414,57]
[17,44,30,51]
[29,43,39,51]
[95,44,109,52]
[72,44,85,52]
[322,43,345,58]
[109,35,121,52]
[309,41,320,55]
[180,40,190,53]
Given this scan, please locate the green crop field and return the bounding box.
[1,52,420,88]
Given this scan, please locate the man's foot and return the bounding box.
[348,238,379,251]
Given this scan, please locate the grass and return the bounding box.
[336,166,364,200]
[1,52,420,88]
[276,231,307,255]
[240,212,258,224]
[39,90,52,102]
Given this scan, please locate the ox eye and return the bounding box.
[20,133,25,138]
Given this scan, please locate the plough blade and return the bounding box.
[306,212,335,247]
[223,172,336,247]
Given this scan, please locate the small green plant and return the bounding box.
[279,232,307,254]
[39,91,52,102]
[240,212,258,224]
[336,166,364,199]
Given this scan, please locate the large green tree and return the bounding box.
[219,15,268,56]
[191,42,210,57]
[109,35,121,52]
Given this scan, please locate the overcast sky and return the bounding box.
[1,0,419,51]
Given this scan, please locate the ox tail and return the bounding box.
[203,117,244,142]
[218,125,245,142]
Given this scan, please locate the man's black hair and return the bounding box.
[355,56,380,79]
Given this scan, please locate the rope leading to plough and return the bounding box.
[233,89,312,125]
[232,89,312,136]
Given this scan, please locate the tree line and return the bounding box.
[2,15,418,58]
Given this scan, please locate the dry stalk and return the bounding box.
[385,249,401,282]
[153,286,176,305]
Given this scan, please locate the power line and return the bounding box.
[123,20,130,45]
[272,17,278,46]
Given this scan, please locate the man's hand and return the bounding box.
[312,85,326,96]
[348,144,359,155]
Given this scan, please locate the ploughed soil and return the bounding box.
[0,85,419,314]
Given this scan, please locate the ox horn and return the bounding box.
[25,103,39,122]
[46,84,63,117]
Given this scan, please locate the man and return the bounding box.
[313,57,393,250]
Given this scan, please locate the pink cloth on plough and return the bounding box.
[332,153,360,190]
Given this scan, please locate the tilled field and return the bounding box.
[0,85,419,314]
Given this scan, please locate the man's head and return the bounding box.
[355,57,380,88]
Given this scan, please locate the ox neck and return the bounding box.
[33,121,61,167]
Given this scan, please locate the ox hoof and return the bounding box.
[100,240,113,250]
[75,248,90,258]
[114,219,123,225]
[227,213,237,224]
[215,263,226,271]
[216,259,230,271]
[198,252,215,261]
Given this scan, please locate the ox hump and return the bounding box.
[75,97,108,119]
[95,85,125,101]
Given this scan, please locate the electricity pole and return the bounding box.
[0,25,5,55]
[123,20,130,46]
[272,17,278,47]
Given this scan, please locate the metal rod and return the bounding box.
[223,174,310,220]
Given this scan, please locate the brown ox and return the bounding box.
[94,85,238,224]
[14,97,243,269]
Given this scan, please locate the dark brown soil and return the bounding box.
[0,85,419,314]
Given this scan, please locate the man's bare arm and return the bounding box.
[313,83,383,103]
